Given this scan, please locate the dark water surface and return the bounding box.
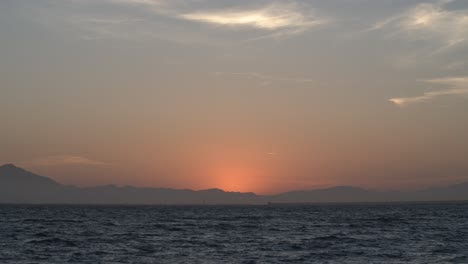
[1,203,468,263]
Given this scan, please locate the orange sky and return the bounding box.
[1,0,468,194]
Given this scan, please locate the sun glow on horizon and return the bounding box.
[212,166,256,193]
[207,160,266,193]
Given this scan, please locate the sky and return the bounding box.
[1,0,468,194]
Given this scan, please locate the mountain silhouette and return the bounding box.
[0,164,258,204]
[0,164,58,186]
[1,164,468,204]
[269,186,387,203]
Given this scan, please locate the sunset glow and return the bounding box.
[1,0,468,194]
[210,163,261,192]
[2,1,468,262]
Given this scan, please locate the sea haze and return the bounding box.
[2,164,468,204]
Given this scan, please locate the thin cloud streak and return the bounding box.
[69,15,149,40]
[30,155,110,167]
[108,0,165,8]
[389,77,468,107]
[84,18,145,24]
[60,0,330,41]
[180,2,326,31]
[211,71,314,86]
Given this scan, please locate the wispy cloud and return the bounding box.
[371,0,468,52]
[30,155,109,167]
[108,0,165,8]
[69,15,149,40]
[107,1,327,39]
[211,71,314,86]
[180,2,326,35]
[442,61,466,70]
[83,18,144,24]
[29,1,328,42]
[389,77,468,107]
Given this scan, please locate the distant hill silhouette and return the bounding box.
[1,164,468,204]
[0,164,258,204]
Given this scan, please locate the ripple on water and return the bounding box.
[0,203,467,263]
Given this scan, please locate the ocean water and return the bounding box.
[1,203,467,263]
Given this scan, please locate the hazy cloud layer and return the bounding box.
[372,0,468,53]
[390,77,468,106]
[211,72,314,86]
[30,155,109,167]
